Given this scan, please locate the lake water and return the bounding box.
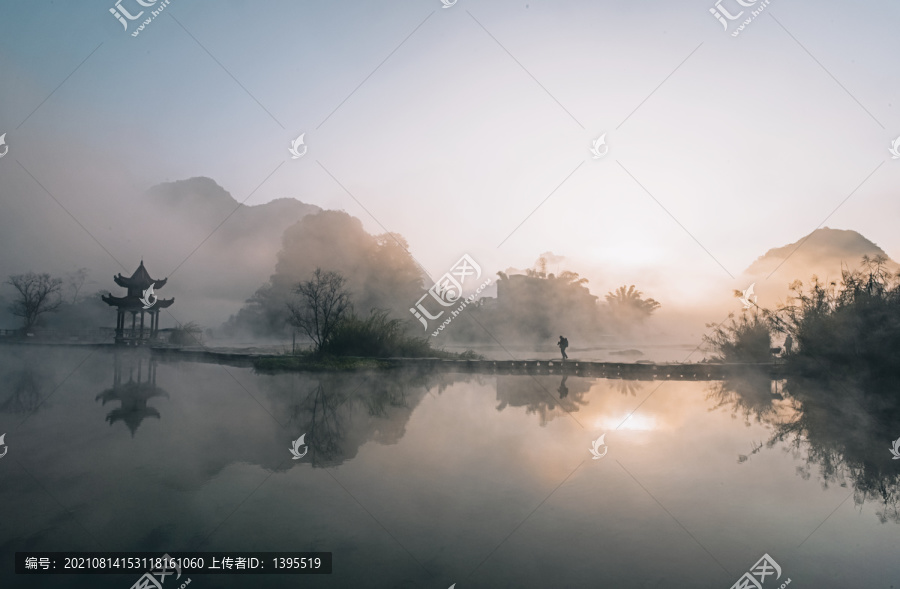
[0,345,897,588]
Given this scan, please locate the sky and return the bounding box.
[1,0,899,320]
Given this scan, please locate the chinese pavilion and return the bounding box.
[102,261,173,345]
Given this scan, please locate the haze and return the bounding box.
[2,0,899,343]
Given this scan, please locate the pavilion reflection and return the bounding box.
[96,351,168,437]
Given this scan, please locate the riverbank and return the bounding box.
[0,341,784,379]
[148,346,780,379]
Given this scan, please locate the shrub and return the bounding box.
[169,321,204,346]
[704,312,772,363]
[321,309,433,358]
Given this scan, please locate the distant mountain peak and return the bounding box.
[745,227,895,278]
[147,176,320,215]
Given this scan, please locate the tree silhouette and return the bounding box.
[6,272,64,331]
[287,268,352,354]
[605,285,660,321]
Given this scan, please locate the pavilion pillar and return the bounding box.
[116,311,124,344]
[140,311,145,342]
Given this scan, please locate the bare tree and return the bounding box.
[286,268,352,354]
[7,273,64,331]
[66,267,89,304]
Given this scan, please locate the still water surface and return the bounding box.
[0,345,897,588]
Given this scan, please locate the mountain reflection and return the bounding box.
[715,369,900,523]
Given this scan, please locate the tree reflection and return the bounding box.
[495,375,591,426]
[706,368,786,426]
[613,379,644,398]
[262,370,432,468]
[717,369,900,523]
[0,368,44,414]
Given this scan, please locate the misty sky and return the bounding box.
[2,0,899,313]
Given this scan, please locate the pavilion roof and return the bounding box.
[114,260,168,290]
[102,293,174,310]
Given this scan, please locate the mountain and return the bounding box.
[147,177,320,239]
[0,174,322,331]
[744,227,897,285]
[136,177,322,326]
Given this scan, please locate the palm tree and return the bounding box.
[605,285,661,321]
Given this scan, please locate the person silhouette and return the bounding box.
[784,334,793,355]
[557,335,568,360]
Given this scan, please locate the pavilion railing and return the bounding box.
[0,328,119,342]
[0,328,180,346]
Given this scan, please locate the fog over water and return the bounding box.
[1,346,898,587]
[2,1,900,353]
[2,1,899,587]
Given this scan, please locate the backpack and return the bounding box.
[561,337,568,347]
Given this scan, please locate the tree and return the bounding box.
[227,210,426,337]
[65,267,89,304]
[286,268,352,354]
[605,285,661,321]
[7,273,64,331]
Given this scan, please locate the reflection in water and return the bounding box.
[613,379,644,397]
[96,351,168,437]
[495,375,591,426]
[257,370,439,468]
[558,375,568,399]
[706,368,788,425]
[0,367,44,414]
[716,369,900,523]
[1,344,897,587]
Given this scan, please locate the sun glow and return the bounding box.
[593,413,657,432]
